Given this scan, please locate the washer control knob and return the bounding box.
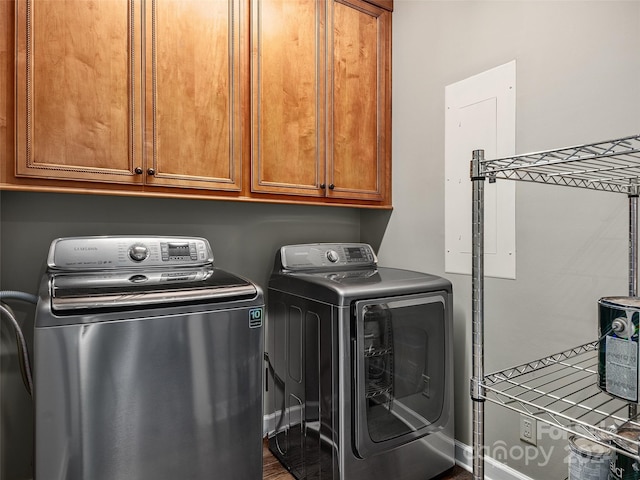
[326,250,339,263]
[129,244,149,262]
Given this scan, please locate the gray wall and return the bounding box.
[0,190,373,480]
[380,1,640,478]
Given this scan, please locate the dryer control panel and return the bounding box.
[279,243,377,271]
[47,236,214,271]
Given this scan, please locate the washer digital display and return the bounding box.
[168,243,190,257]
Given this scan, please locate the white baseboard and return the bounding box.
[264,411,277,437]
[455,441,535,480]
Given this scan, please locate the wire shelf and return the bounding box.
[481,341,640,460]
[480,134,640,193]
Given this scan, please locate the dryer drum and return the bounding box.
[598,297,640,402]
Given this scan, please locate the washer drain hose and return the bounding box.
[0,291,38,305]
[0,291,37,396]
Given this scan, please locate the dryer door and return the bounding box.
[353,291,449,458]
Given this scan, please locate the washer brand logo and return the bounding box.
[74,247,98,251]
[249,308,263,329]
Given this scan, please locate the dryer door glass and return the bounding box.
[353,292,449,458]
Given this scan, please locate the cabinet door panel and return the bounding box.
[147,0,243,191]
[251,0,325,196]
[328,0,390,202]
[16,0,142,183]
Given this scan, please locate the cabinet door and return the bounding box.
[15,0,143,184]
[250,0,326,197]
[328,0,390,202]
[145,0,244,191]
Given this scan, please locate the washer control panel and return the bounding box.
[48,236,214,271]
[279,243,377,271]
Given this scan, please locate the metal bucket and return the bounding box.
[567,436,610,480]
[609,427,640,480]
[598,297,640,402]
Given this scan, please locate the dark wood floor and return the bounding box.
[263,439,472,480]
[263,439,294,480]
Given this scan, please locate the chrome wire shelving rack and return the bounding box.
[470,134,640,480]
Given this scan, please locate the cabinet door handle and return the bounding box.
[320,183,326,189]
[147,168,156,176]
[134,167,143,175]
[328,183,335,190]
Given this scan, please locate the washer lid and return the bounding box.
[49,267,257,311]
[269,266,452,306]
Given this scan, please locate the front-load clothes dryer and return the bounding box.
[266,243,455,480]
[34,236,264,480]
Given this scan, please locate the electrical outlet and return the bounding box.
[520,415,537,446]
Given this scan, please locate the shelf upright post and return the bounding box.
[471,149,486,480]
[629,181,638,298]
[629,180,639,419]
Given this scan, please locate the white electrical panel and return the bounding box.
[444,61,516,279]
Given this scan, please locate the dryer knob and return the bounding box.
[326,250,339,263]
[129,244,149,262]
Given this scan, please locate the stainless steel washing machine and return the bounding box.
[266,243,455,480]
[34,236,264,480]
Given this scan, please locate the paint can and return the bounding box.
[567,435,610,480]
[598,297,640,402]
[609,427,640,480]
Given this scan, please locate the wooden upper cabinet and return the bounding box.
[15,0,244,191]
[251,0,326,197]
[328,0,390,202]
[251,0,390,204]
[15,0,143,184]
[12,0,391,206]
[145,0,244,191]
